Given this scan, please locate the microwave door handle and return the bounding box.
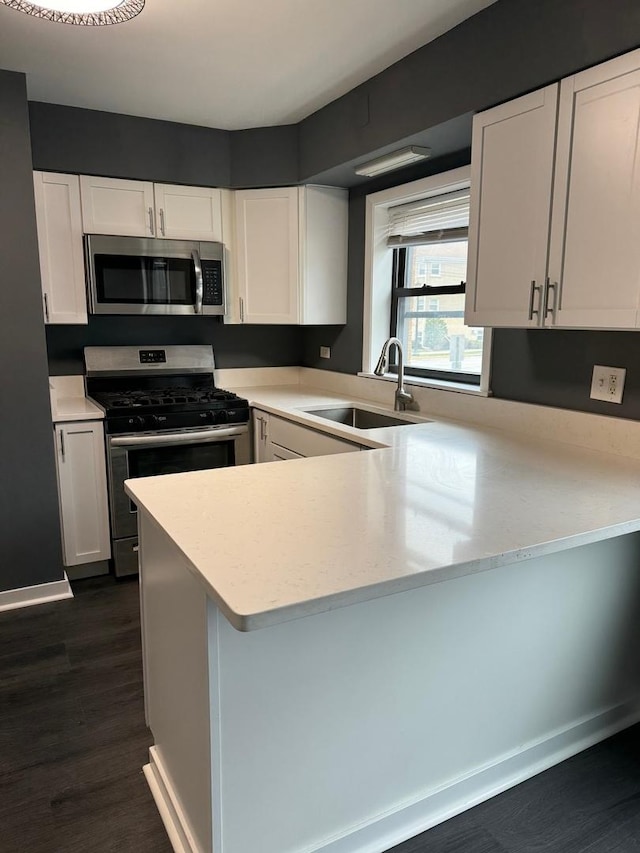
[192,249,204,314]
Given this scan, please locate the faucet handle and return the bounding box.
[395,388,417,412]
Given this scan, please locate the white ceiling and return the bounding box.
[0,0,497,130]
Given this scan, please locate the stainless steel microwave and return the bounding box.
[85,235,225,316]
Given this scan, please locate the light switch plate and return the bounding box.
[590,365,626,404]
[320,346,331,359]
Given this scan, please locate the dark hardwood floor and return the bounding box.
[0,576,171,853]
[2,575,640,852]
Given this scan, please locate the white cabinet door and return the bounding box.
[234,188,300,324]
[33,171,87,324]
[465,85,558,328]
[54,421,111,566]
[300,186,348,325]
[154,184,223,241]
[252,410,271,463]
[549,51,640,329]
[80,175,155,237]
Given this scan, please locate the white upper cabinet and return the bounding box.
[79,175,223,242]
[233,185,348,325]
[549,51,640,329]
[80,175,156,237]
[33,171,88,325]
[153,184,222,241]
[234,187,300,324]
[465,86,558,328]
[467,46,640,330]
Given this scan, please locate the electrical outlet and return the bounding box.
[320,346,331,359]
[590,365,626,404]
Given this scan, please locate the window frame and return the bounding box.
[389,244,481,386]
[361,165,491,395]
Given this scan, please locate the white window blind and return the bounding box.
[387,187,470,247]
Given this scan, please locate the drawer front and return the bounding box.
[269,416,360,458]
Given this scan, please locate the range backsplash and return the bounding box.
[46,316,304,375]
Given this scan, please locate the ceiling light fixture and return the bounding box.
[354,146,432,178]
[0,0,144,25]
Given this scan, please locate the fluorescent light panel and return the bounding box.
[354,146,432,178]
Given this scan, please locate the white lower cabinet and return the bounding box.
[54,421,111,567]
[252,409,362,462]
[253,410,272,462]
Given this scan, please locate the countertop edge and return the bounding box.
[128,476,640,632]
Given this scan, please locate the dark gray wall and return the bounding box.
[29,102,300,190]
[46,319,303,376]
[491,330,640,421]
[298,0,640,180]
[230,125,299,188]
[29,102,231,186]
[0,72,64,592]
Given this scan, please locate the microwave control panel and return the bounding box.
[201,260,223,307]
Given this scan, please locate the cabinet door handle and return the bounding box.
[543,279,557,321]
[528,280,542,320]
[59,429,65,461]
[43,292,50,322]
[159,208,166,236]
[239,297,245,323]
[148,207,155,236]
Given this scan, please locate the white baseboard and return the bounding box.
[144,746,202,853]
[315,700,640,853]
[0,573,73,613]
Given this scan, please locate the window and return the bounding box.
[363,166,490,393]
[386,186,482,384]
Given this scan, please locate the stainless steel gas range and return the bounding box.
[84,345,250,577]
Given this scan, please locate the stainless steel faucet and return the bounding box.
[373,337,417,412]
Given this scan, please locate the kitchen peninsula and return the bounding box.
[126,384,640,853]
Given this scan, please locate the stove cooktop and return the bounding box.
[94,386,241,410]
[88,384,250,435]
[83,346,250,435]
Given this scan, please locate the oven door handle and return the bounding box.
[192,249,204,315]
[110,426,246,449]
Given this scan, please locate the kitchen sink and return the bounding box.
[304,406,419,429]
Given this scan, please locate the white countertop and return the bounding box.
[49,375,104,423]
[51,395,104,423]
[126,383,640,632]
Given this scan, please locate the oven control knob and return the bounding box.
[126,415,145,429]
[216,410,229,425]
[150,414,168,428]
